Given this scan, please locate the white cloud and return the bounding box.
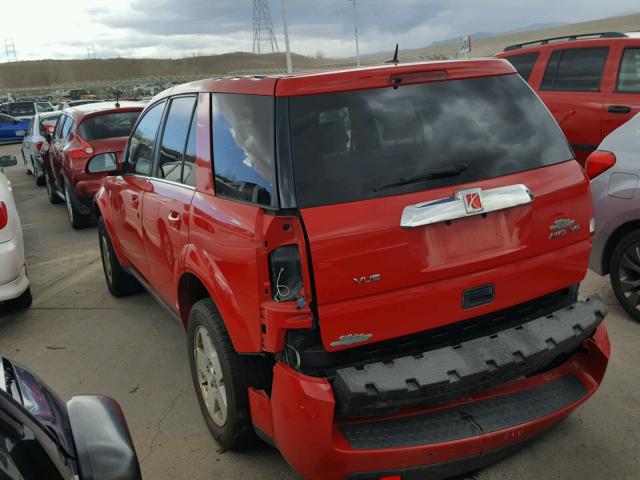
[1,0,638,61]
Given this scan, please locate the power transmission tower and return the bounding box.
[4,39,17,62]
[86,45,97,59]
[252,0,279,53]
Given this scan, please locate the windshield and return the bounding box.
[78,111,141,141]
[7,102,36,117]
[288,74,573,208]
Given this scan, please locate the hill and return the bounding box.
[0,52,320,90]
[0,12,638,93]
[365,13,640,62]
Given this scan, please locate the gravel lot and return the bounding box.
[1,141,638,479]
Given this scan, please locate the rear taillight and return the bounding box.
[35,141,44,152]
[68,135,94,159]
[269,245,304,302]
[0,202,8,230]
[585,150,616,179]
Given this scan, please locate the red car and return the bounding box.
[94,61,609,479]
[44,102,143,228]
[497,32,640,165]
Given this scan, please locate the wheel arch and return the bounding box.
[602,220,640,275]
[177,268,257,353]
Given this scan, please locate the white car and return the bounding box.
[21,111,61,186]
[0,155,31,309]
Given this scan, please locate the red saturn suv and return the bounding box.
[44,101,143,228]
[93,60,610,480]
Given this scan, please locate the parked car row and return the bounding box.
[1,31,640,480]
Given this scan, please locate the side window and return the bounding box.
[541,47,608,92]
[0,427,27,480]
[618,48,640,93]
[53,116,66,139]
[60,118,73,139]
[0,114,11,125]
[155,96,197,183]
[504,52,539,81]
[183,116,197,187]
[126,101,166,176]
[211,94,275,207]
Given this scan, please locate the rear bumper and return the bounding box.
[67,186,95,215]
[334,297,605,418]
[0,266,29,302]
[249,299,610,480]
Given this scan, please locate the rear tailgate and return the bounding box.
[300,161,591,351]
[286,70,589,352]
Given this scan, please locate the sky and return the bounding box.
[1,0,639,61]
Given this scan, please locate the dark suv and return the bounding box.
[94,60,610,479]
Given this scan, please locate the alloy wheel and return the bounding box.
[617,242,640,311]
[194,326,228,427]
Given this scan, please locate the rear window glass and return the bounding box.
[618,48,640,92]
[7,102,35,117]
[211,94,275,207]
[35,102,53,113]
[39,115,60,135]
[541,47,608,92]
[503,52,539,81]
[78,111,141,141]
[289,74,573,208]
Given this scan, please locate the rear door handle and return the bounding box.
[608,105,631,114]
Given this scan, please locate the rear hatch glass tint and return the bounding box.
[288,74,573,208]
[78,111,141,141]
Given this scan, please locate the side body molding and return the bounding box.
[401,184,534,228]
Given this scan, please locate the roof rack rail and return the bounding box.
[504,32,628,52]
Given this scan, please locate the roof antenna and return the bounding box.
[114,90,120,108]
[385,44,400,65]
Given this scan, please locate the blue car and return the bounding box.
[0,113,30,143]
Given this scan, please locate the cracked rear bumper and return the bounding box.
[249,304,610,480]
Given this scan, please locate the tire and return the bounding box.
[98,217,142,297]
[64,182,92,229]
[187,298,272,451]
[4,287,32,311]
[45,171,63,204]
[610,229,640,322]
[33,158,45,187]
[22,151,32,175]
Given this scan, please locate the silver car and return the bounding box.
[589,113,640,321]
[20,111,61,186]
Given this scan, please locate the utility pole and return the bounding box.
[4,39,17,62]
[281,0,292,73]
[252,0,279,54]
[348,0,361,66]
[86,45,97,59]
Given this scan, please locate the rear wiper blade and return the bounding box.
[373,162,468,192]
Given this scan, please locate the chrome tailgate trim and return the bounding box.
[401,184,534,228]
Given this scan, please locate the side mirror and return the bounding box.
[86,152,118,174]
[67,395,142,480]
[0,154,18,168]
